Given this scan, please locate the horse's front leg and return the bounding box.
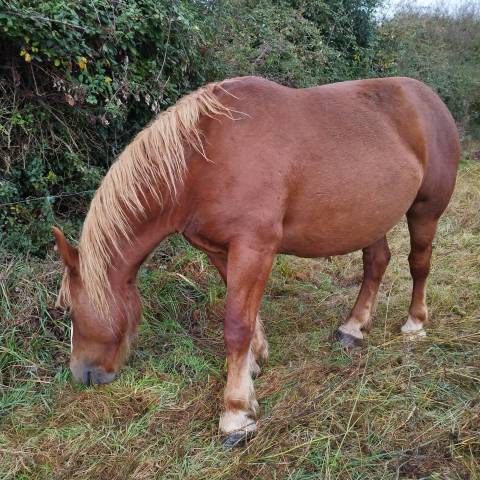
[207,252,269,376]
[219,239,275,448]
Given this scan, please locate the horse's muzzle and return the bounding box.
[71,363,117,385]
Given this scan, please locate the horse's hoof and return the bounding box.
[401,316,427,339]
[222,431,252,450]
[334,329,363,349]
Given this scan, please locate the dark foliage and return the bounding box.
[0,0,477,255]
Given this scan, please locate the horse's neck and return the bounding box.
[103,144,199,285]
[109,195,184,283]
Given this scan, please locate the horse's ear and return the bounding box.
[52,226,79,273]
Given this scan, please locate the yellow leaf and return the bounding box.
[78,56,88,70]
[24,52,32,63]
[104,76,112,84]
[20,49,26,57]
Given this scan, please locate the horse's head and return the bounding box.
[53,227,141,385]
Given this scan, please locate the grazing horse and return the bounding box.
[53,76,460,447]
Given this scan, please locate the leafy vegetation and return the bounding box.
[0,0,212,253]
[379,2,480,139]
[1,1,479,254]
[209,0,387,86]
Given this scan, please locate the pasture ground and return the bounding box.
[1,160,479,479]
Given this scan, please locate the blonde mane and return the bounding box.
[59,81,234,321]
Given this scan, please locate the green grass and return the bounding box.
[1,162,479,479]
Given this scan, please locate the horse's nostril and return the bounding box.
[72,364,116,385]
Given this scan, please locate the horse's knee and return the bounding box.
[224,319,252,357]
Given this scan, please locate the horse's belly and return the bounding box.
[279,163,422,257]
[280,212,401,257]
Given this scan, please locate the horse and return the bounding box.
[53,75,460,448]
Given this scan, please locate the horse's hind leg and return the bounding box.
[336,236,391,348]
[401,203,440,337]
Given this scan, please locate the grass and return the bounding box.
[1,160,479,479]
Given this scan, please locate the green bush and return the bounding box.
[208,0,386,86]
[0,0,211,255]
[9,0,478,256]
[379,3,480,138]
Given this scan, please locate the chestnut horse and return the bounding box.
[53,76,459,447]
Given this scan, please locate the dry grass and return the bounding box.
[1,160,479,479]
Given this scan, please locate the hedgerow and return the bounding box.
[0,0,212,254]
[379,3,480,139]
[1,0,478,255]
